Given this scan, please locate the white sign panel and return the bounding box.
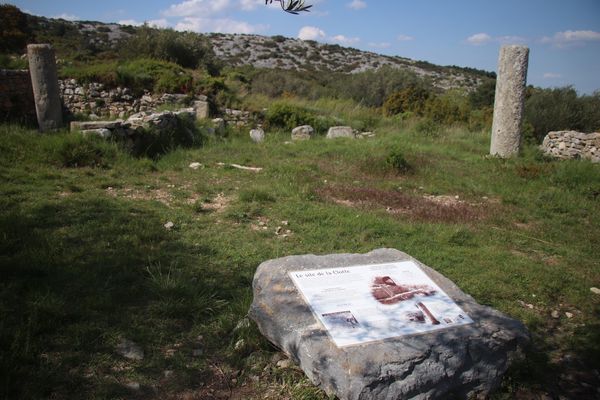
[289,261,473,347]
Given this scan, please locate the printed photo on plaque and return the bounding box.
[289,261,474,347]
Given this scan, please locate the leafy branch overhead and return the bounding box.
[265,0,312,14]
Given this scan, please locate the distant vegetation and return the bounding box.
[1,5,599,140]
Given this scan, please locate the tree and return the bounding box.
[0,4,31,53]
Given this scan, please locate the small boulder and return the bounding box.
[326,126,355,139]
[291,125,314,141]
[116,339,144,361]
[249,249,529,400]
[250,128,265,143]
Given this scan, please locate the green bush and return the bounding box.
[60,59,194,95]
[383,85,431,116]
[414,118,441,137]
[120,25,220,74]
[385,148,413,174]
[264,102,335,134]
[132,114,204,158]
[55,134,117,168]
[524,86,600,142]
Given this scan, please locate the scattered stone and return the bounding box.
[591,287,600,295]
[234,317,251,331]
[163,370,174,378]
[551,310,560,319]
[193,100,210,120]
[124,381,140,391]
[565,312,574,319]
[234,339,245,351]
[326,126,355,139]
[249,248,530,400]
[541,131,600,163]
[291,125,314,141]
[212,118,226,135]
[189,162,203,170]
[276,359,293,369]
[81,128,112,139]
[164,221,174,230]
[249,128,265,143]
[116,339,144,361]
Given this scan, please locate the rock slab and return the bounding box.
[327,126,356,139]
[292,125,314,140]
[249,248,529,400]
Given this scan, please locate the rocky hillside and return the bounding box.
[208,33,492,91]
[14,11,494,92]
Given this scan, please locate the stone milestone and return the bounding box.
[541,130,600,163]
[250,128,265,143]
[249,248,529,400]
[327,126,356,139]
[27,44,63,131]
[490,45,529,158]
[291,125,314,140]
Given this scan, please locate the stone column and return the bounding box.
[27,44,63,131]
[490,45,529,157]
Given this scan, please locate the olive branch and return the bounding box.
[265,0,313,14]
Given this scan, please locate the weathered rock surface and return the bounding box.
[249,248,529,400]
[490,45,529,157]
[250,128,265,143]
[327,126,356,139]
[291,125,314,141]
[541,131,599,163]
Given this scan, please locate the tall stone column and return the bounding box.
[490,45,529,157]
[27,44,63,131]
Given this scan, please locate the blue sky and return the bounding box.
[6,0,600,94]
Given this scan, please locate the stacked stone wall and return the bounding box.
[0,69,36,123]
[541,131,599,163]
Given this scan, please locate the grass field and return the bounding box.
[1,121,599,399]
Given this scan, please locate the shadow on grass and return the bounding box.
[0,196,226,399]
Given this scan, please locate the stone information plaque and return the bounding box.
[290,261,473,346]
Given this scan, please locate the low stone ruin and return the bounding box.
[327,125,356,139]
[250,248,529,400]
[541,131,600,163]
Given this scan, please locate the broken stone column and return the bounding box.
[27,44,63,131]
[490,45,529,157]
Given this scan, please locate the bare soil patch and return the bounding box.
[317,186,484,223]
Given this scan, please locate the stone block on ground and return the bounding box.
[250,128,265,143]
[291,125,314,141]
[249,248,529,400]
[326,126,356,139]
[194,100,210,120]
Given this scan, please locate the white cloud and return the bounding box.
[397,34,414,42]
[368,42,391,49]
[543,72,562,79]
[163,0,231,17]
[298,26,326,41]
[118,19,143,26]
[497,35,526,44]
[348,0,367,10]
[175,17,266,33]
[240,0,262,11]
[542,30,600,47]
[53,13,79,21]
[467,33,492,46]
[331,34,360,45]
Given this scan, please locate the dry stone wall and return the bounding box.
[0,69,36,123]
[541,131,600,163]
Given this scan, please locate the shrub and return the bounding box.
[383,85,431,116]
[524,86,600,142]
[0,5,30,53]
[385,148,413,174]
[132,114,204,158]
[264,102,335,134]
[120,25,220,74]
[414,118,441,137]
[56,135,117,168]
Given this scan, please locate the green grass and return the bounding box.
[0,122,599,399]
